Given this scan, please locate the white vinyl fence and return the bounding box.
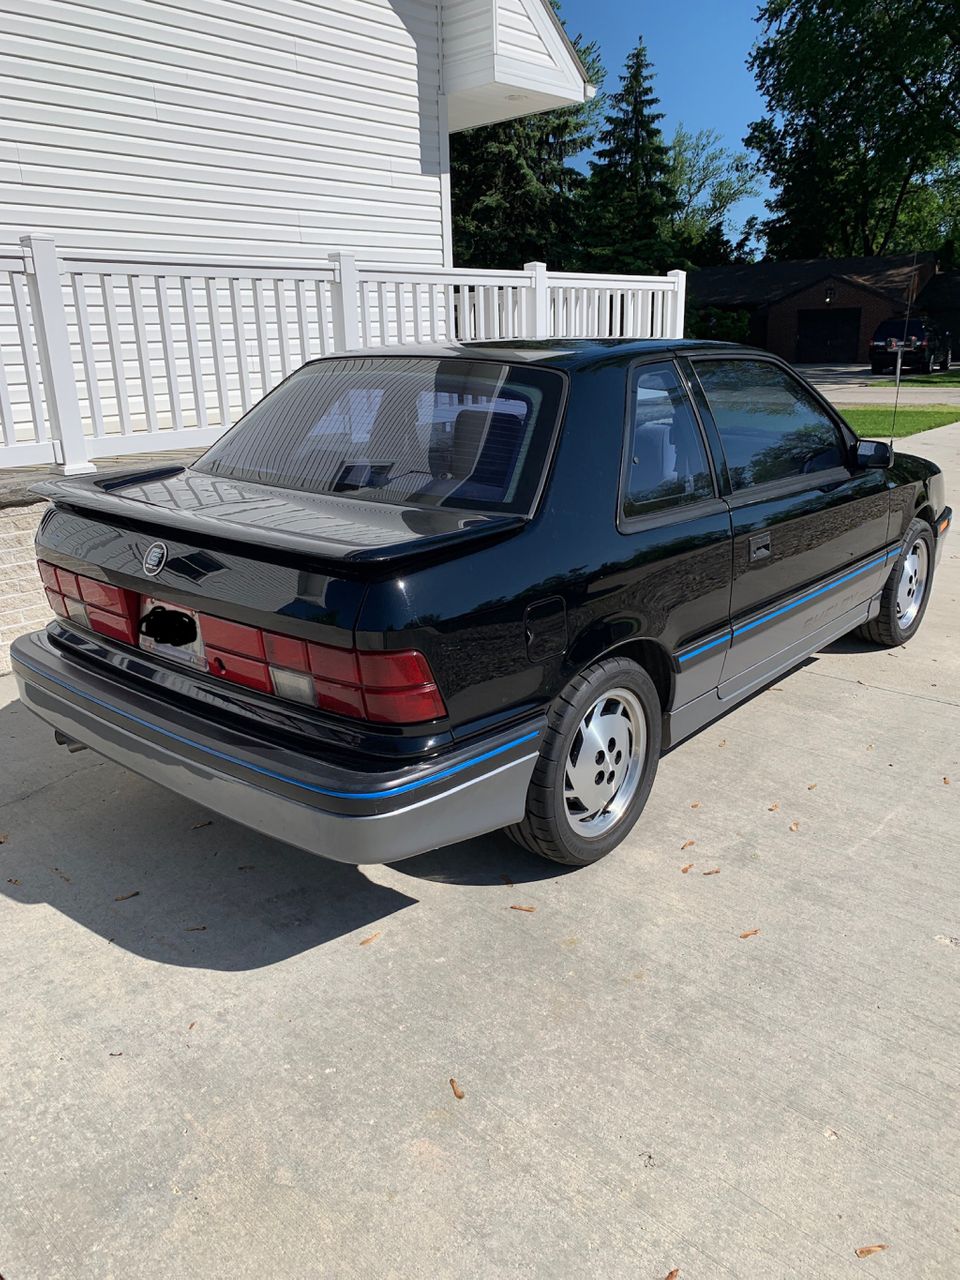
[0,235,686,474]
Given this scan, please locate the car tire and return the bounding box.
[857,519,935,647]
[506,656,661,867]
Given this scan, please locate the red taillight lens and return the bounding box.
[363,683,446,724]
[39,559,137,643]
[199,615,265,659]
[207,647,273,693]
[358,649,435,689]
[44,587,69,619]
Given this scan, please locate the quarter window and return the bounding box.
[623,362,714,518]
[694,359,846,490]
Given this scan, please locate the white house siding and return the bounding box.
[0,0,445,266]
[496,0,554,67]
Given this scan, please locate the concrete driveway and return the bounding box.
[798,362,960,407]
[1,428,958,1280]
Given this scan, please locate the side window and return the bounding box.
[694,360,846,490]
[623,362,714,519]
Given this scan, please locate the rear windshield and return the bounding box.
[194,356,565,515]
[873,319,926,339]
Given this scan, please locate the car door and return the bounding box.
[613,359,733,716]
[684,354,892,701]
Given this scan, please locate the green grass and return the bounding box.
[874,371,960,387]
[841,404,960,438]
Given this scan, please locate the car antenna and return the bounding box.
[890,247,920,451]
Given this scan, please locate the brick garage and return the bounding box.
[690,253,938,364]
[764,274,902,363]
[1,497,50,675]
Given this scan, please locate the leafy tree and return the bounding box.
[450,11,604,270]
[667,125,759,256]
[581,40,680,273]
[747,0,960,257]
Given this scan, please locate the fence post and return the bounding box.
[21,234,95,474]
[329,252,361,350]
[524,261,549,338]
[667,268,687,339]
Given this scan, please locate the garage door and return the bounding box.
[795,308,861,363]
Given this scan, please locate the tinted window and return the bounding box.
[694,360,845,490]
[622,362,714,518]
[194,357,564,515]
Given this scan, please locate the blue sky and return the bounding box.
[559,0,772,233]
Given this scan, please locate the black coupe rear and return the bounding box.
[12,340,951,866]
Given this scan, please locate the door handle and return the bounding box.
[749,532,771,562]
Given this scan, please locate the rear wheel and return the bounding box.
[857,519,934,647]
[507,657,661,866]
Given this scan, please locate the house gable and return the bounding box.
[442,0,592,132]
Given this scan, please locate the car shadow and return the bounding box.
[0,694,558,970]
[819,635,886,656]
[392,831,574,887]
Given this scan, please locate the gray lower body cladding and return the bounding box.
[11,631,542,865]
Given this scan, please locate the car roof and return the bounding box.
[302,338,755,372]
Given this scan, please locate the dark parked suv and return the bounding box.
[12,341,952,866]
[869,317,952,374]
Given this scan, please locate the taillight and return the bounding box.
[36,558,447,725]
[38,560,138,644]
[200,609,444,723]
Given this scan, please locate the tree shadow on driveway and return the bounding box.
[0,694,560,970]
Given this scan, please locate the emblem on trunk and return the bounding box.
[142,541,168,577]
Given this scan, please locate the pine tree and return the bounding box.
[583,40,680,273]
[450,12,604,271]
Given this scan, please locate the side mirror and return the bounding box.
[855,439,894,470]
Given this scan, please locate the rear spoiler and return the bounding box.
[30,469,527,569]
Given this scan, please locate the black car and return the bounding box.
[12,341,952,867]
[869,317,952,374]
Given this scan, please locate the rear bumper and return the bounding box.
[11,630,543,865]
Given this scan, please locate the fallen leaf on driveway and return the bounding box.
[808,783,817,790]
[768,801,780,812]
[681,839,695,850]
[7,878,20,886]
[108,1052,123,1057]
[114,891,140,902]
[449,1077,464,1100]
[944,777,951,785]
[0,833,8,844]
[510,904,536,913]
[681,863,694,874]
[664,1270,681,1280]
[718,739,727,747]
[184,925,207,932]
[789,821,800,832]
[188,1022,196,1031]
[866,743,875,751]
[855,1244,888,1259]
[703,868,720,876]
[824,1127,839,1140]
[690,801,701,809]
[739,928,760,939]
[935,934,959,948]
[53,867,71,883]
[359,931,381,946]
[191,820,212,830]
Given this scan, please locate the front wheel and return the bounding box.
[857,519,934,647]
[507,657,661,866]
